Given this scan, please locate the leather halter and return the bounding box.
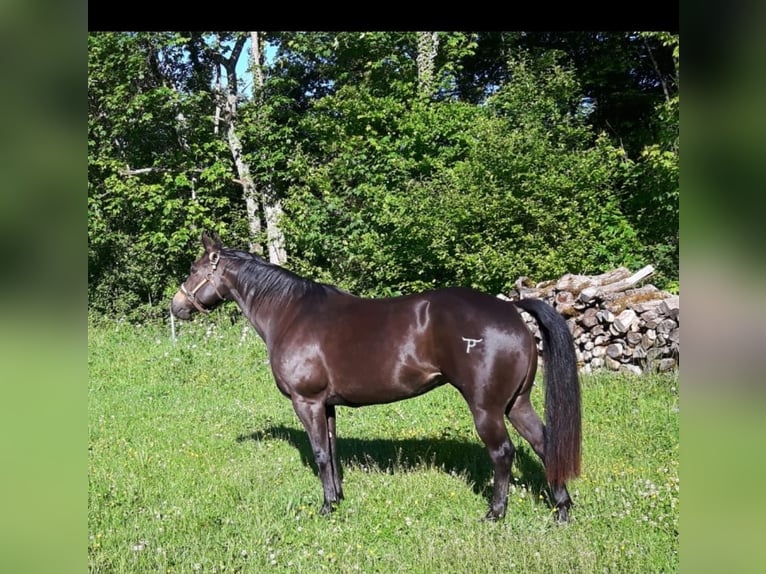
[180,252,226,313]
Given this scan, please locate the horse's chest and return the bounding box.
[270,347,329,397]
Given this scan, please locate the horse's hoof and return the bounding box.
[484,509,505,522]
[320,498,342,515]
[555,506,569,523]
[319,503,336,516]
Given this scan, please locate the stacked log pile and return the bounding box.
[499,265,679,375]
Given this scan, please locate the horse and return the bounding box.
[171,231,581,521]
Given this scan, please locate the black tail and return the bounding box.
[515,298,582,484]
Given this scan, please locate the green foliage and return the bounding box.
[88,33,244,317]
[88,32,679,319]
[619,33,679,288]
[283,53,646,297]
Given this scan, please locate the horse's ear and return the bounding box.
[201,231,222,252]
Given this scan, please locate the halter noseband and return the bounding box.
[180,252,226,314]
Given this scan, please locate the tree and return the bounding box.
[88,32,292,316]
[249,31,287,264]
[88,31,678,319]
[88,32,236,317]
[623,32,679,287]
[281,49,645,297]
[191,31,287,263]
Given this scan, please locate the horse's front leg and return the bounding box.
[291,397,341,514]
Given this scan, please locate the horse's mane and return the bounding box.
[220,247,344,304]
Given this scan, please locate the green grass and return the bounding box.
[88,313,679,573]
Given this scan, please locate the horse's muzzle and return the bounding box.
[170,290,195,320]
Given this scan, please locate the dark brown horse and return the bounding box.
[171,232,581,521]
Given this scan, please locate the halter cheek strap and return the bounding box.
[180,252,226,313]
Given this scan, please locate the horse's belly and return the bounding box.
[329,369,446,407]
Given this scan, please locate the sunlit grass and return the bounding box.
[88,312,678,573]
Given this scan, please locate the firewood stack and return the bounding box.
[499,265,679,375]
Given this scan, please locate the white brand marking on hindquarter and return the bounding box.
[461,337,483,354]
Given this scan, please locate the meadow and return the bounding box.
[88,312,679,573]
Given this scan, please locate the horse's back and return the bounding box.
[284,286,532,364]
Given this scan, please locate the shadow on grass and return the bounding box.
[236,424,549,506]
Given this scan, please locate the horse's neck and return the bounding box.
[223,266,289,346]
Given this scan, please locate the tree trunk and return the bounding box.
[249,31,264,95]
[225,105,262,254]
[209,32,288,264]
[214,35,263,254]
[250,31,287,264]
[416,32,439,97]
[264,198,286,264]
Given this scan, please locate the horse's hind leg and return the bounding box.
[507,393,572,522]
[326,405,344,500]
[469,404,515,520]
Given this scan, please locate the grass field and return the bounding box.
[88,313,679,573]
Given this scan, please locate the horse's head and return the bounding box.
[171,231,229,319]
